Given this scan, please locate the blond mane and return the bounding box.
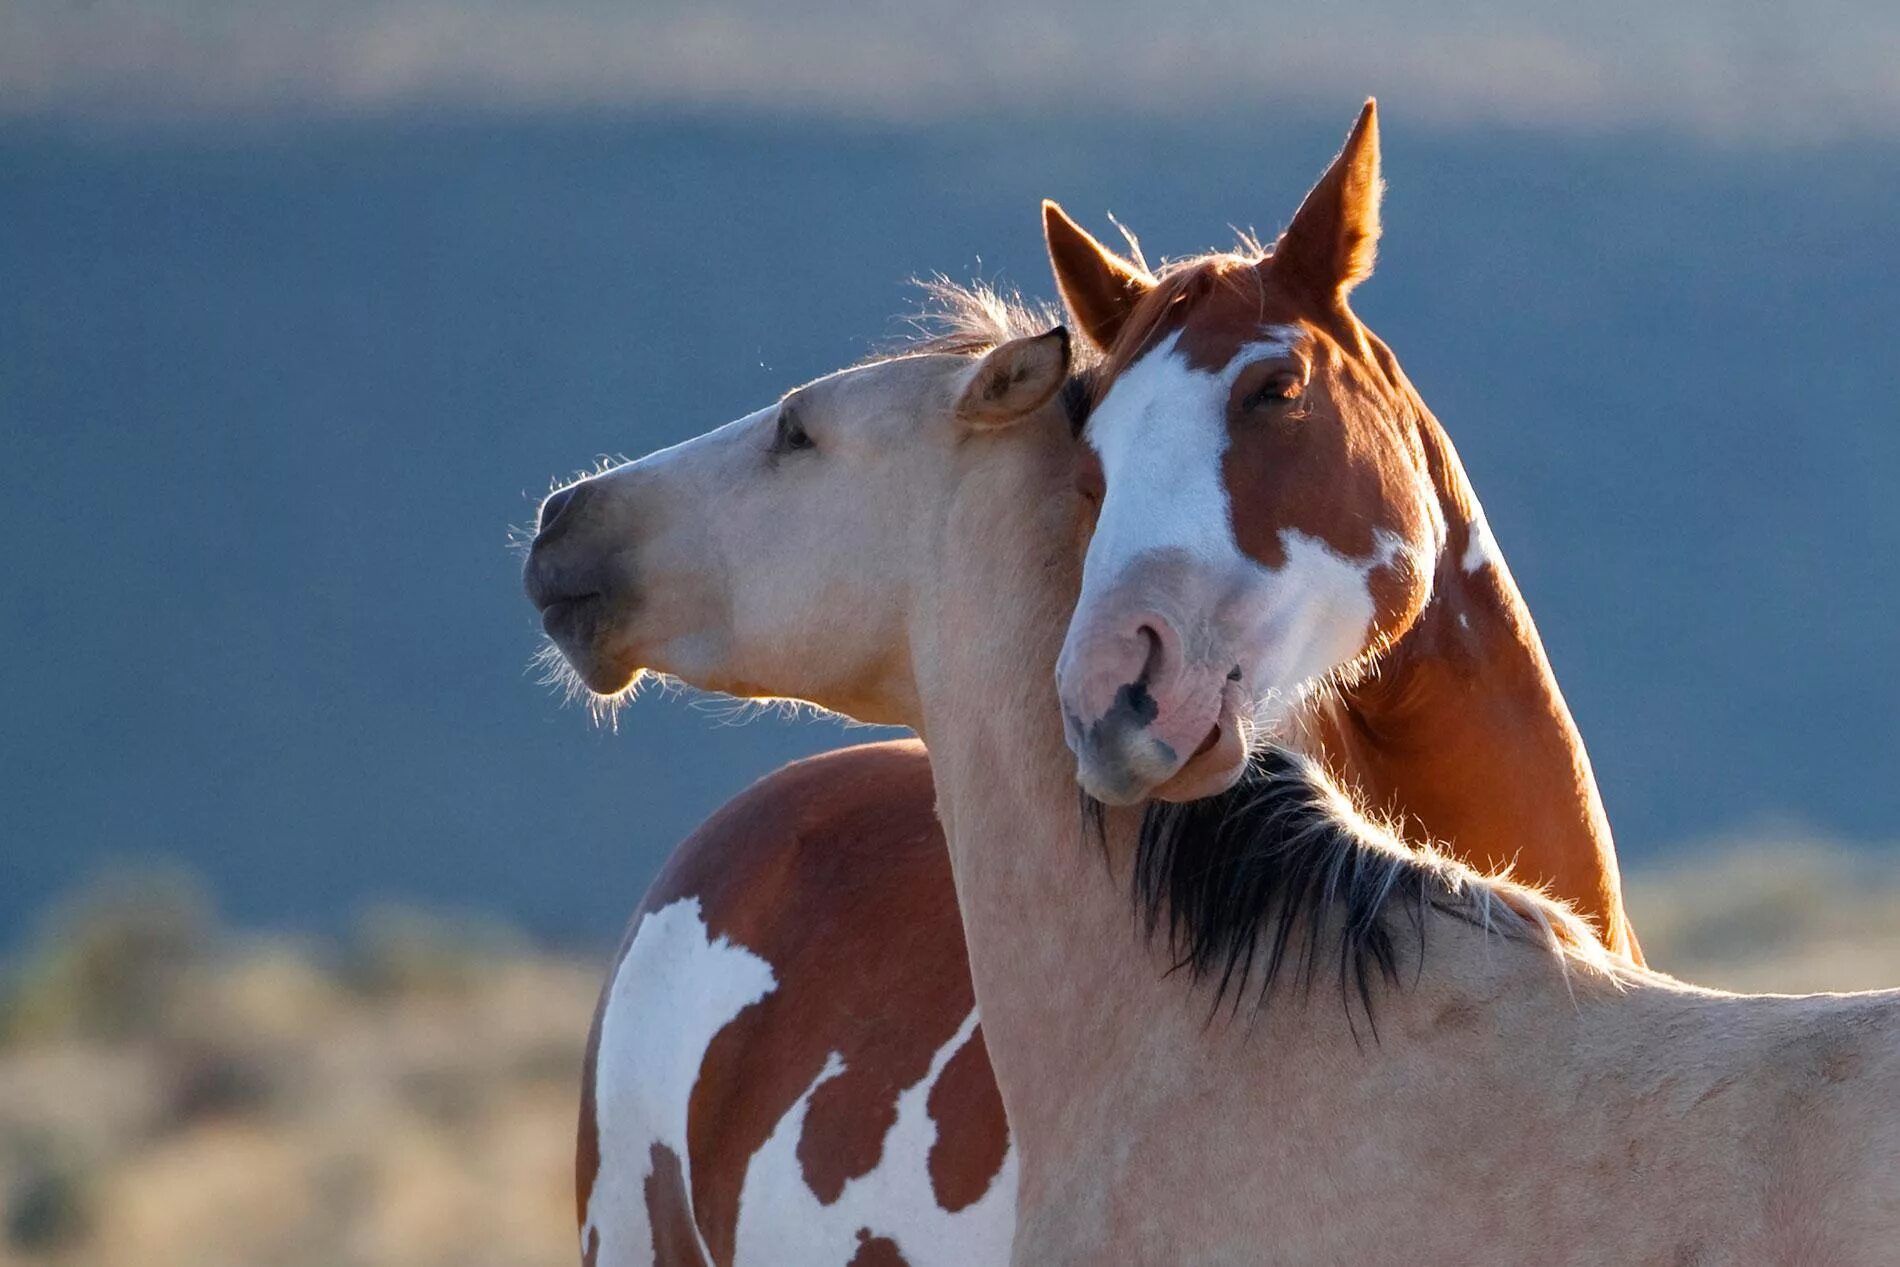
[886,277,1098,365]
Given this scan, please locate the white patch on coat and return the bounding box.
[1462,507,1503,573]
[731,1008,1017,1267]
[584,896,777,1266]
[1242,529,1386,725]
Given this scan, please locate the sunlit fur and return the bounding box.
[531,640,884,734]
[897,277,1069,359]
[530,640,657,730]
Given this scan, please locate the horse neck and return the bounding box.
[1302,408,1636,956]
[909,418,1197,1185]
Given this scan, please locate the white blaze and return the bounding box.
[1079,330,1299,601]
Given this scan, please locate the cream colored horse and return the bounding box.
[526,286,1900,1262]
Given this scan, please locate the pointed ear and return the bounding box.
[955,326,1071,429]
[1273,99,1383,305]
[1043,200,1154,350]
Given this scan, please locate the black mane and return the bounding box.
[1113,749,1441,1034]
[1059,366,1098,436]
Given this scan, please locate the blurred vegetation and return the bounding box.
[1626,832,1900,994]
[0,869,595,1267]
[4,838,1898,1265]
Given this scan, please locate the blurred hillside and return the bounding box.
[5,0,1897,142]
[1626,835,1900,994]
[5,843,1900,1266]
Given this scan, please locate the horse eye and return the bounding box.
[772,410,815,454]
[1242,373,1304,413]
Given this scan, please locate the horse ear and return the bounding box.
[955,326,1071,429]
[1043,200,1154,350]
[1273,99,1383,305]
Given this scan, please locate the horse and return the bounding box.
[1041,104,1633,955]
[526,114,1900,1260]
[540,108,1651,1261]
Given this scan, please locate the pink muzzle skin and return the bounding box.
[1056,586,1253,807]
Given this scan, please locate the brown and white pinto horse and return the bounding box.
[532,116,1900,1260]
[1044,102,1634,953]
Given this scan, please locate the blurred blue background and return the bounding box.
[2,0,1897,948]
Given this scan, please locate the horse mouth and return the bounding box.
[538,592,604,640]
[1150,683,1249,803]
[535,594,645,696]
[1190,722,1223,761]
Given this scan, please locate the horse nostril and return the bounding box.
[1114,680,1159,727]
[538,482,586,535]
[1134,625,1162,678]
[1108,625,1168,730]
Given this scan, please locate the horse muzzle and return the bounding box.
[1057,608,1252,806]
[523,477,642,693]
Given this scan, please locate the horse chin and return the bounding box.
[577,658,642,697]
[544,633,644,697]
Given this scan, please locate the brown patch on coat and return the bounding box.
[846,1228,911,1267]
[1818,1044,1864,1085]
[926,1022,1010,1212]
[1692,1071,1745,1110]
[796,1059,902,1204]
[1673,1241,1711,1267]
[577,855,644,1236]
[1801,1013,1872,1086]
[576,995,604,1231]
[1431,1000,1482,1034]
[644,1143,711,1265]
